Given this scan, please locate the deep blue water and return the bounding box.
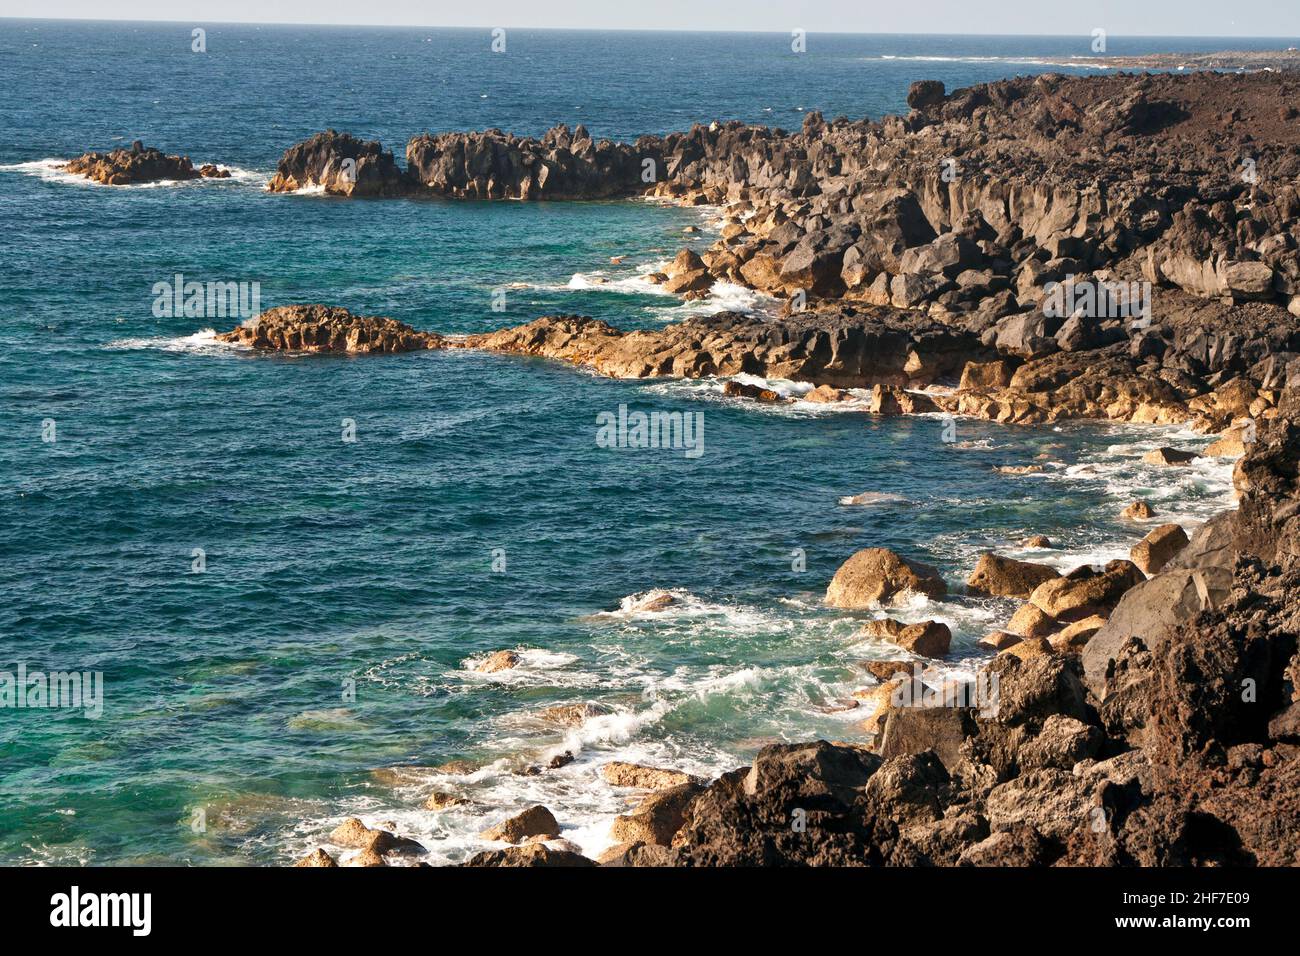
[0,21,1248,864]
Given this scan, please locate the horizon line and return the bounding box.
[3,16,1299,41]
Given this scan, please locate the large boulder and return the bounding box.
[966,553,1061,598]
[825,548,948,608]
[600,762,698,790]
[1129,523,1190,575]
[463,844,597,867]
[907,80,946,111]
[1027,560,1143,621]
[609,783,703,846]
[481,805,561,844]
[1080,566,1235,743]
[878,707,975,769]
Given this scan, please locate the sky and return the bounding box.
[1,0,1299,37]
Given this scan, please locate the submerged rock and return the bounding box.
[476,650,521,673]
[536,702,612,726]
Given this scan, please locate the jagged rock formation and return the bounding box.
[249,71,1300,432]
[62,140,229,185]
[266,130,410,196]
[216,305,440,353]
[405,125,654,199]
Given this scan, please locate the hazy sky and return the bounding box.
[2,0,1299,36]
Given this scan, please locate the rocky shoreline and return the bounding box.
[211,68,1300,867]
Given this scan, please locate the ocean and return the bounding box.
[0,20,1265,864]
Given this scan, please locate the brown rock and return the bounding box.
[859,617,907,640]
[464,844,596,867]
[804,384,852,403]
[1122,500,1155,520]
[1028,560,1143,620]
[294,848,338,867]
[477,650,521,673]
[862,659,913,681]
[893,620,952,658]
[1000,636,1053,659]
[959,359,1014,390]
[723,380,783,402]
[218,304,442,354]
[1130,523,1190,575]
[348,848,389,867]
[328,818,422,856]
[1022,535,1052,548]
[423,791,470,811]
[1047,614,1108,651]
[979,631,1023,650]
[600,762,697,790]
[966,553,1061,598]
[481,805,561,844]
[825,548,947,608]
[1007,602,1057,638]
[1143,447,1199,466]
[596,841,644,864]
[608,783,701,846]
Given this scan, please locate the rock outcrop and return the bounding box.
[216,305,440,354]
[246,71,1300,436]
[267,130,410,196]
[63,141,229,185]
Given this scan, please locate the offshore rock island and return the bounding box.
[223,69,1300,867]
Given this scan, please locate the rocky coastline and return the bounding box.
[223,68,1300,867]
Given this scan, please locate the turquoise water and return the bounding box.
[0,22,1254,864]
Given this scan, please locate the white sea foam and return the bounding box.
[0,158,268,189]
[644,373,874,415]
[104,329,243,355]
[870,54,1112,69]
[458,648,584,687]
[278,181,329,196]
[564,270,673,295]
